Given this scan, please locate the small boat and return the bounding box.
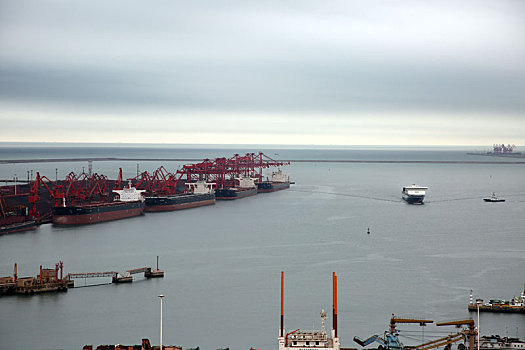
[483,192,505,202]
[468,288,525,313]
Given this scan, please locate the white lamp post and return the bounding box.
[158,294,165,350]
[476,300,482,350]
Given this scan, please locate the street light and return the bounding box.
[476,299,482,350]
[158,294,165,350]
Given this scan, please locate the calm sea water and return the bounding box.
[1,145,524,350]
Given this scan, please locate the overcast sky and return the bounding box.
[1,0,524,145]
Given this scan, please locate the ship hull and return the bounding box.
[216,187,257,200]
[0,220,37,235]
[256,181,290,193]
[144,193,215,212]
[468,304,525,313]
[402,194,425,204]
[52,201,145,225]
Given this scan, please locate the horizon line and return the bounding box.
[0,141,509,148]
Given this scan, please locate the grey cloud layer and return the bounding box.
[1,0,524,115]
[1,61,524,114]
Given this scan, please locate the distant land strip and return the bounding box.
[1,158,525,164]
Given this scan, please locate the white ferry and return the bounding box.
[402,184,428,204]
[278,272,340,350]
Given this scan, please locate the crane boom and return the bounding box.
[437,319,477,350]
[390,314,433,333]
[436,319,474,327]
[406,333,465,350]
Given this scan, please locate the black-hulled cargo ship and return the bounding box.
[216,187,257,200]
[145,193,215,211]
[53,201,144,225]
[52,181,145,225]
[216,176,257,200]
[257,169,290,193]
[145,180,216,211]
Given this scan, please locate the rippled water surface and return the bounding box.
[1,145,524,350]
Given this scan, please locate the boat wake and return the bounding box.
[290,189,401,203]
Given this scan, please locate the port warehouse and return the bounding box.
[0,152,290,228]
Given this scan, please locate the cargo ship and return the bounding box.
[0,197,37,235]
[52,181,145,225]
[257,169,291,193]
[468,287,525,313]
[402,184,428,204]
[216,176,257,200]
[144,180,216,212]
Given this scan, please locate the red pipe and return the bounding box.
[280,271,284,337]
[333,272,338,337]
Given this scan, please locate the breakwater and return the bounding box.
[2,157,525,165]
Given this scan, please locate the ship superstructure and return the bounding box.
[279,272,340,350]
[112,180,146,202]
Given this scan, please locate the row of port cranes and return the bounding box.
[22,152,289,220]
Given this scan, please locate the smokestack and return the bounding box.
[40,265,43,285]
[280,271,284,337]
[60,261,63,281]
[157,256,159,271]
[333,272,338,338]
[14,263,17,282]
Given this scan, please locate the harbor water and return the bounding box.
[1,145,524,350]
